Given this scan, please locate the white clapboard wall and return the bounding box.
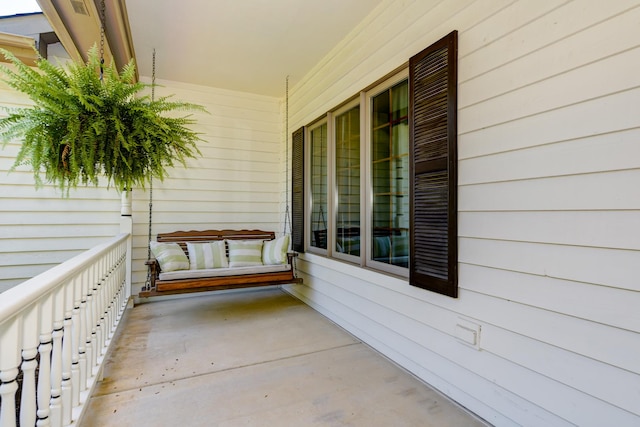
[0,76,286,293]
[129,79,285,292]
[285,1,640,426]
[0,79,122,292]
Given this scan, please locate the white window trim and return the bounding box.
[303,68,411,277]
[330,98,362,264]
[364,68,410,277]
[305,118,329,256]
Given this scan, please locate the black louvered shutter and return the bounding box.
[291,127,305,252]
[409,31,458,297]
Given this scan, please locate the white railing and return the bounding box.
[0,233,130,427]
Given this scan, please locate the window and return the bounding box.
[334,103,361,259]
[291,30,458,297]
[309,122,328,250]
[369,77,410,270]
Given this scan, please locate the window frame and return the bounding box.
[330,97,363,264]
[305,118,329,256]
[364,68,410,277]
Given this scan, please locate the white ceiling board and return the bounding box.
[124,0,383,97]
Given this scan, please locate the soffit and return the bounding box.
[124,0,383,97]
[35,0,382,97]
[37,0,135,77]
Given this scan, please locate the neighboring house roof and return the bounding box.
[0,12,69,65]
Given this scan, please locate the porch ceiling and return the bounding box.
[40,0,383,98]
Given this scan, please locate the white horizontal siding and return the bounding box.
[0,77,123,289]
[286,0,640,426]
[0,75,286,294]
[459,238,639,291]
[129,79,285,293]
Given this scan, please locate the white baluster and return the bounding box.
[95,278,104,354]
[102,254,110,346]
[21,349,38,426]
[90,281,98,368]
[37,336,52,427]
[0,368,19,427]
[98,256,106,351]
[86,299,94,379]
[110,253,120,333]
[116,255,125,322]
[49,324,63,427]
[102,255,109,348]
[77,269,89,391]
[0,315,20,427]
[20,305,39,427]
[37,294,53,427]
[85,265,95,377]
[50,287,65,427]
[72,275,82,406]
[109,253,120,333]
[62,311,73,424]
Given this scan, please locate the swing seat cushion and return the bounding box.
[158,263,292,282]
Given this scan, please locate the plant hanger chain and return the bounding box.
[99,0,105,81]
[147,49,156,259]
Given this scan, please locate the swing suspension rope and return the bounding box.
[283,75,297,277]
[283,75,292,237]
[144,49,157,290]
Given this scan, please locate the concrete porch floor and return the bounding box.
[80,287,488,426]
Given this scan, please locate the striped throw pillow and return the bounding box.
[262,235,289,265]
[186,241,228,269]
[227,240,264,267]
[149,242,189,272]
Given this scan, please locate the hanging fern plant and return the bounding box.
[0,46,205,194]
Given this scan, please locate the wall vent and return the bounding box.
[70,0,89,16]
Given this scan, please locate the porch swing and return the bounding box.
[139,77,302,297]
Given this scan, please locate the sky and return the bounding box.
[0,0,41,17]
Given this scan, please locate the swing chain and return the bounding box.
[283,76,297,277]
[143,49,157,291]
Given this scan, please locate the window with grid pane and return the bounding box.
[335,105,361,257]
[371,79,409,268]
[310,123,328,250]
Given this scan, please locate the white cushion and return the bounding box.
[159,264,291,281]
[186,241,228,269]
[262,235,289,265]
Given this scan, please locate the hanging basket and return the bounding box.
[0,46,206,194]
